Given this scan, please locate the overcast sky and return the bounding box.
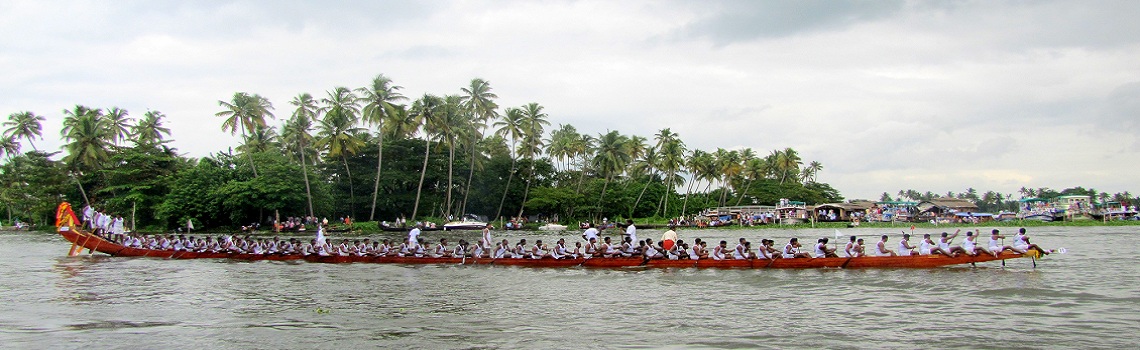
[3,0,1138,200]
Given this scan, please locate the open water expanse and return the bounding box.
[1,226,1138,349]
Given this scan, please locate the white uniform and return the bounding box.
[583,228,599,241]
[987,237,1003,254]
[1012,233,1029,250]
[814,243,827,258]
[734,244,747,259]
[782,243,797,259]
[407,227,421,245]
[919,240,933,255]
[481,228,492,249]
[897,240,912,256]
[625,225,637,243]
[962,238,977,252]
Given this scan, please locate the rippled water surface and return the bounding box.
[2,226,1138,349]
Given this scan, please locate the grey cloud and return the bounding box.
[1106,81,1140,131]
[673,0,904,44]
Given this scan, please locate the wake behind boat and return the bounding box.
[53,202,1039,269]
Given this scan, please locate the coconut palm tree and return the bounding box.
[803,160,823,183]
[492,107,524,220]
[3,111,46,151]
[133,110,172,147]
[217,92,275,176]
[408,94,443,222]
[776,147,802,184]
[357,74,407,221]
[515,102,550,219]
[655,134,686,217]
[286,92,319,217]
[235,124,279,154]
[104,107,134,145]
[0,135,19,160]
[61,106,113,204]
[629,147,659,217]
[317,87,364,218]
[459,78,498,216]
[681,149,714,216]
[433,95,468,219]
[592,130,630,218]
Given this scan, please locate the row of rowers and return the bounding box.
[837,228,1053,258]
[111,226,1050,259]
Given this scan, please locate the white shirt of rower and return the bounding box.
[733,244,747,259]
[962,237,977,251]
[408,227,421,245]
[482,228,492,248]
[583,227,599,241]
[625,225,637,243]
[783,243,797,258]
[897,239,912,256]
[919,239,934,255]
[814,243,827,258]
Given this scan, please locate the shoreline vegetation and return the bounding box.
[3,76,1137,233]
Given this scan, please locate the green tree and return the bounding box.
[408,94,443,222]
[286,93,319,217]
[492,107,524,220]
[104,107,134,145]
[3,111,46,151]
[515,102,550,219]
[357,74,407,221]
[459,78,498,216]
[217,92,275,177]
[592,130,630,219]
[61,105,112,204]
[317,87,365,218]
[133,110,172,147]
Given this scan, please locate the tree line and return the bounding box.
[2,76,842,230]
[881,187,1138,213]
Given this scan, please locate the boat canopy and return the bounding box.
[1019,198,1049,203]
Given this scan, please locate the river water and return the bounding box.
[1,226,1138,349]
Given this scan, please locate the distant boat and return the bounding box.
[443,221,487,231]
[442,214,488,231]
[538,223,567,231]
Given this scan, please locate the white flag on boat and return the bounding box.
[315,225,326,246]
[187,219,194,231]
[834,229,842,240]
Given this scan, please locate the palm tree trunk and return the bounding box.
[369,128,384,221]
[445,140,455,220]
[494,141,517,220]
[342,154,355,219]
[28,138,38,151]
[681,177,696,217]
[734,177,755,206]
[241,124,258,177]
[630,170,654,218]
[299,141,314,217]
[71,172,90,206]
[411,138,431,221]
[460,131,478,216]
[516,161,534,220]
[595,174,612,219]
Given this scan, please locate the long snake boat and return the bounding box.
[54,203,1034,269]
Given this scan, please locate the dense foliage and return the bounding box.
[39,75,1139,231]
